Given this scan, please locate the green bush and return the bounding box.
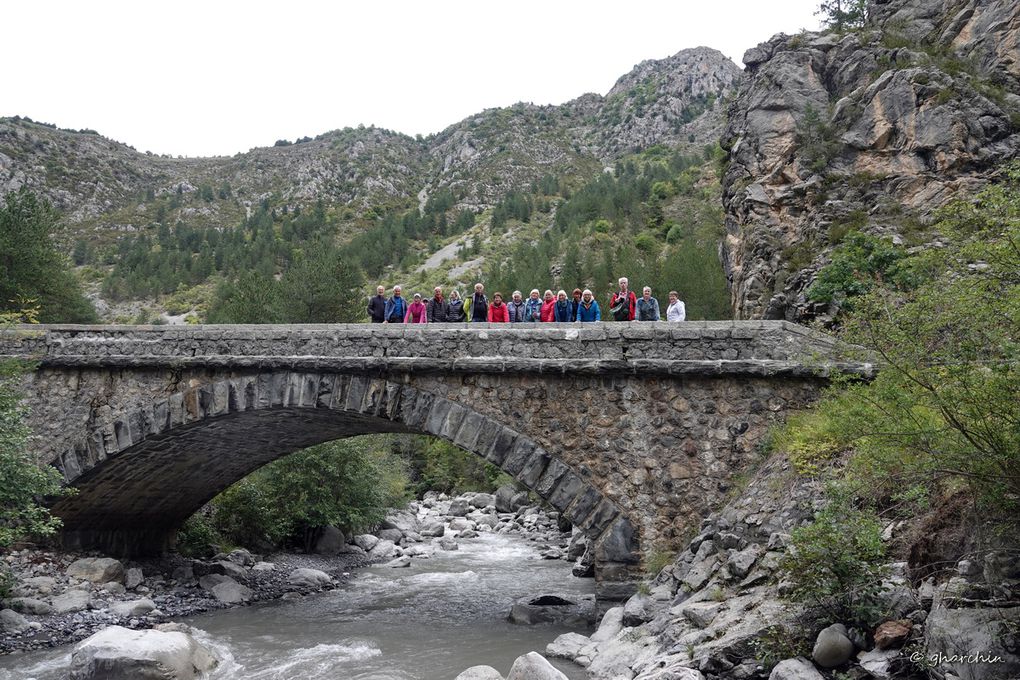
[806,231,910,310]
[210,437,409,552]
[175,513,219,558]
[0,357,71,548]
[780,493,887,627]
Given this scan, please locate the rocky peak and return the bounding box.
[721,0,1020,320]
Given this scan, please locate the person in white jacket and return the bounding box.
[666,290,686,321]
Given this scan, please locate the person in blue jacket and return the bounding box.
[383,285,407,323]
[575,289,601,322]
[553,290,573,322]
[524,289,543,322]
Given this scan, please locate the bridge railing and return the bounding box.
[0,321,874,378]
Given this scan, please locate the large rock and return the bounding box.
[506,652,568,680]
[286,568,333,589]
[314,526,347,555]
[377,528,404,543]
[368,539,398,559]
[811,623,854,668]
[590,606,625,643]
[622,592,657,626]
[925,591,1020,680]
[468,493,496,509]
[0,609,29,633]
[20,575,57,595]
[381,509,418,534]
[857,648,898,679]
[769,657,824,680]
[508,594,596,627]
[211,579,253,604]
[455,666,504,680]
[67,557,125,584]
[353,534,380,551]
[8,597,52,615]
[215,560,248,582]
[419,522,445,537]
[448,498,471,517]
[494,485,517,513]
[874,619,912,649]
[69,625,218,680]
[110,598,157,617]
[545,632,591,660]
[52,589,92,614]
[124,568,144,590]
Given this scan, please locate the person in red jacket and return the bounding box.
[487,292,509,322]
[609,277,637,321]
[540,289,556,322]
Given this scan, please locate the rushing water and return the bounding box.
[2,533,592,680]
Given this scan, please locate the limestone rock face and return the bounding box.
[68,625,218,680]
[722,0,1020,321]
[67,557,125,584]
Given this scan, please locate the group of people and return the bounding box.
[366,278,687,324]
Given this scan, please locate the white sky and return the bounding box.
[4,1,822,157]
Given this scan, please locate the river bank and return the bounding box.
[1,488,586,659]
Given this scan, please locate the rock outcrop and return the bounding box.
[722,0,1020,320]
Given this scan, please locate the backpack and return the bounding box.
[610,294,630,321]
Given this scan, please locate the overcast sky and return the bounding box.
[5,1,822,157]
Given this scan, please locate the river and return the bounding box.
[1,533,592,679]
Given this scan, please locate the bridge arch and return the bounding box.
[51,371,639,574]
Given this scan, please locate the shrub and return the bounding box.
[781,493,888,627]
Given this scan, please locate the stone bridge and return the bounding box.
[0,321,870,602]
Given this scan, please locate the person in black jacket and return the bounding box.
[427,286,448,323]
[469,282,488,322]
[367,285,386,323]
[447,290,467,322]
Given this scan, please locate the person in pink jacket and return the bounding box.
[404,293,428,324]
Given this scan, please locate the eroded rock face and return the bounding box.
[722,0,1020,321]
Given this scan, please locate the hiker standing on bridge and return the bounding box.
[469,283,488,322]
[576,289,601,322]
[609,277,637,321]
[636,286,660,321]
[487,292,509,322]
[524,289,543,322]
[404,293,428,324]
[447,290,467,322]
[507,291,528,322]
[554,290,573,322]
[367,285,387,323]
[666,291,686,321]
[384,286,406,323]
[427,286,448,323]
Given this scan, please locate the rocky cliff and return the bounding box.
[0,48,741,243]
[722,0,1020,320]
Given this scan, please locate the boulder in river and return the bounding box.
[69,624,218,680]
[124,568,144,590]
[506,651,568,680]
[353,534,380,551]
[67,557,125,584]
[508,593,596,627]
[7,597,52,615]
[455,665,504,680]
